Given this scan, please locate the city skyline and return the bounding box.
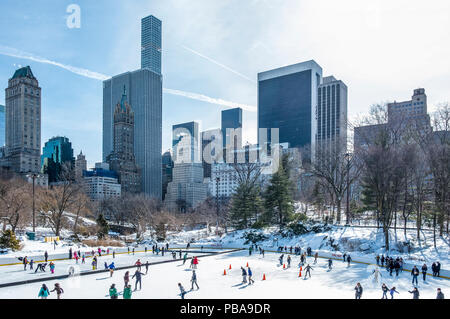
[0,0,449,168]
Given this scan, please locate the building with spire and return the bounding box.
[75,150,87,181]
[3,66,41,174]
[106,86,141,194]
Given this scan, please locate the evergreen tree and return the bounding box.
[96,213,109,239]
[0,229,21,250]
[263,154,294,226]
[229,183,263,229]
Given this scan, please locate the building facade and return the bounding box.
[201,128,222,179]
[172,121,199,164]
[106,87,141,194]
[83,163,121,201]
[41,136,75,183]
[162,150,173,200]
[103,14,162,199]
[221,107,242,149]
[316,76,348,155]
[75,150,87,180]
[0,105,5,146]
[141,15,162,74]
[258,60,322,161]
[4,66,41,174]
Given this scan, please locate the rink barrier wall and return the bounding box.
[0,246,236,266]
[0,248,243,288]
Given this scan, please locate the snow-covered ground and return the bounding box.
[0,249,447,299]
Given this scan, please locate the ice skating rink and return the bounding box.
[0,249,448,299]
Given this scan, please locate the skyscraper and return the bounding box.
[103,14,162,199]
[41,136,74,183]
[141,15,162,74]
[258,60,322,160]
[172,121,199,164]
[316,76,348,155]
[4,66,41,174]
[221,107,242,149]
[107,86,141,194]
[161,150,173,200]
[0,105,5,146]
[201,128,222,179]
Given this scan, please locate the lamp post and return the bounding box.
[27,172,38,233]
[215,177,220,233]
[345,153,351,226]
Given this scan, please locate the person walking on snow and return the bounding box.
[50,283,64,299]
[38,284,50,299]
[354,283,363,299]
[411,266,420,286]
[390,287,399,299]
[304,264,313,278]
[132,269,146,291]
[241,266,247,283]
[421,264,428,281]
[287,255,291,268]
[248,267,255,285]
[191,270,199,290]
[381,283,389,299]
[408,287,420,299]
[109,284,118,299]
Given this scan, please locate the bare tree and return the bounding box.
[0,177,31,232]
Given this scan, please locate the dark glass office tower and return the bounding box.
[41,136,74,183]
[172,121,199,164]
[258,60,322,160]
[141,15,162,74]
[221,107,242,149]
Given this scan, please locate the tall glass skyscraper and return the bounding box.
[141,15,162,74]
[258,60,322,160]
[41,136,74,183]
[172,121,199,164]
[103,14,162,199]
[0,105,5,146]
[221,107,242,149]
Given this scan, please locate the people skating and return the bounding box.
[408,287,420,299]
[123,284,132,299]
[135,259,142,271]
[49,262,55,274]
[23,256,28,270]
[192,256,199,269]
[29,259,34,270]
[249,246,253,256]
[388,260,394,276]
[436,288,444,299]
[132,269,146,291]
[314,252,318,264]
[104,262,108,270]
[380,255,385,267]
[50,283,64,299]
[98,247,102,257]
[372,267,382,283]
[178,283,187,299]
[279,254,284,266]
[436,262,441,277]
[182,252,188,265]
[299,254,305,266]
[82,255,85,264]
[304,264,313,278]
[124,271,130,288]
[346,255,352,267]
[108,262,115,277]
[35,262,47,273]
[432,262,437,276]
[109,284,118,299]
[241,266,247,283]
[145,261,149,274]
[411,266,420,286]
[343,253,347,262]
[44,251,48,262]
[375,255,380,266]
[381,283,389,299]
[287,255,291,268]
[248,267,255,285]
[394,260,400,277]
[113,251,115,259]
[389,287,399,299]
[328,259,333,270]
[421,264,428,281]
[92,256,97,270]
[191,270,199,290]
[354,283,363,299]
[69,248,72,259]
[38,284,50,299]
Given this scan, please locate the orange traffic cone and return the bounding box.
[298,269,302,277]
[262,273,266,281]
[223,269,227,275]
[300,266,303,271]
[246,262,249,267]
[283,263,286,269]
[229,264,232,270]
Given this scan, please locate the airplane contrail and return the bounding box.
[0,45,256,112]
[182,45,256,84]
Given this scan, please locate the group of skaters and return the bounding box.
[18,255,58,274]
[277,245,313,257]
[38,283,64,299]
[354,282,445,299]
[375,254,442,279]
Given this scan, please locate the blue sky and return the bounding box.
[1,0,449,168]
